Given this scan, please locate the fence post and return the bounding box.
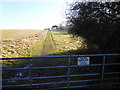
[101,55,106,88]
[67,55,71,90]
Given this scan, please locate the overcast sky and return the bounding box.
[0,0,74,29]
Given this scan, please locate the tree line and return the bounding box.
[66,1,120,53]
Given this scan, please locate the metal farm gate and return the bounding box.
[0,54,120,89]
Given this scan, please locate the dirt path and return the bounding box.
[40,31,56,56]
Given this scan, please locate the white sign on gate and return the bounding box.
[77,57,90,66]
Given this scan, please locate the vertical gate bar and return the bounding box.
[101,55,106,88]
[29,59,32,89]
[67,55,71,90]
[102,56,105,80]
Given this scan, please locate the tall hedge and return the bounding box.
[66,1,120,53]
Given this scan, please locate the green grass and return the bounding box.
[51,30,86,55]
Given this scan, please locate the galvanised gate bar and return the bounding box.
[0,54,120,89]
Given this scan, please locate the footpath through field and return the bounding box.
[40,31,56,56]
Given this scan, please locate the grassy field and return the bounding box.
[1,29,47,58]
[51,30,87,55]
[1,29,48,67]
[1,30,87,67]
[1,29,87,58]
[2,29,43,40]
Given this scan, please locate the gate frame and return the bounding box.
[0,53,120,89]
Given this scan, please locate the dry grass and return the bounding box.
[1,29,48,58]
